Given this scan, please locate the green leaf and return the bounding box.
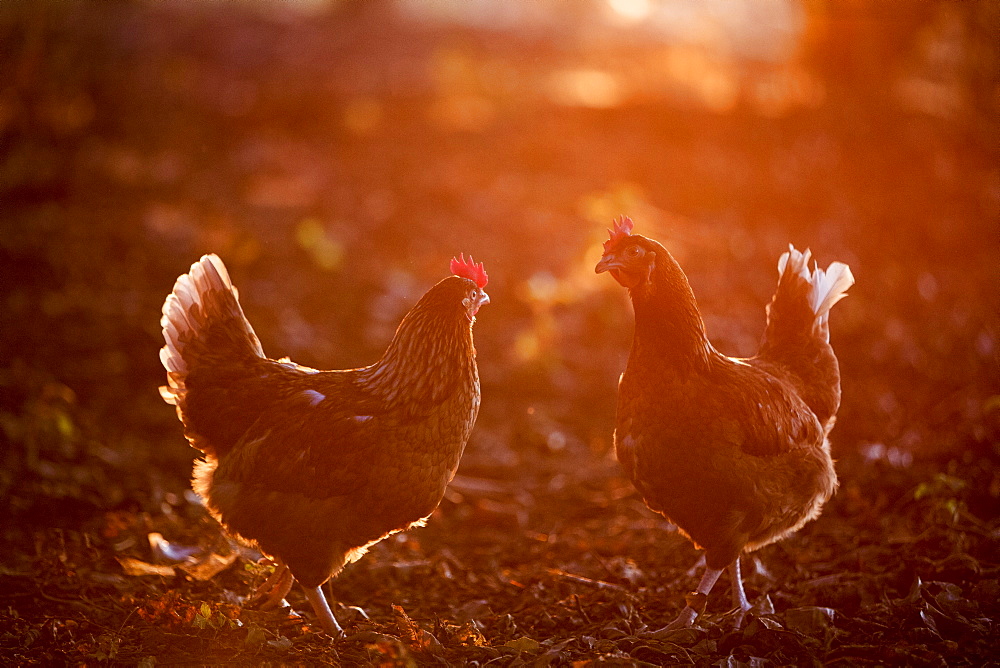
[55,412,75,439]
[942,497,960,522]
[245,625,267,647]
[913,473,967,500]
[503,636,540,653]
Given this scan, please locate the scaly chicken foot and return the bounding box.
[649,558,755,635]
[728,557,752,629]
[303,585,344,637]
[649,565,724,635]
[247,562,345,637]
[246,561,294,611]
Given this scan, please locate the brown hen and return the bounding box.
[596,217,853,630]
[159,254,489,635]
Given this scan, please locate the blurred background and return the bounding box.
[1,0,998,591]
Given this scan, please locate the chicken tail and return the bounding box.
[769,245,854,344]
[159,255,264,407]
[759,245,853,428]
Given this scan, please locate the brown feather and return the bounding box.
[598,232,848,584]
[161,258,484,604]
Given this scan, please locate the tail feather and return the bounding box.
[760,245,853,428]
[812,260,854,331]
[159,254,263,407]
[771,245,854,343]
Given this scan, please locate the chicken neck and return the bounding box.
[358,303,476,406]
[628,246,714,374]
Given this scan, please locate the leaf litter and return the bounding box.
[1,1,998,666]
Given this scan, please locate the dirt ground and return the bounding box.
[1,1,998,665]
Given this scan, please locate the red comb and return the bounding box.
[450,254,488,288]
[603,216,634,252]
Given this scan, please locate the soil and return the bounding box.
[1,2,998,665]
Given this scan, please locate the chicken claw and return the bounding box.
[651,566,724,634]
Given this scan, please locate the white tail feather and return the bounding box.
[777,246,812,282]
[778,244,855,341]
[812,261,854,317]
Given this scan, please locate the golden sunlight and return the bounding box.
[607,0,652,23]
[548,69,624,108]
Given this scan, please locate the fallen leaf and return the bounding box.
[504,636,540,653]
[784,606,835,636]
[116,557,175,578]
[179,551,238,581]
[148,533,201,563]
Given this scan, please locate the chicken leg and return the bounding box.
[728,557,752,628]
[651,555,753,634]
[303,585,343,636]
[653,564,724,633]
[247,560,344,636]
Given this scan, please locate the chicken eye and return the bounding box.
[627,246,641,257]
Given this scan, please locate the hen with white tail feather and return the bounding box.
[597,217,854,632]
[159,254,488,636]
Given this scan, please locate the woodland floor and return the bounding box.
[1,2,999,666]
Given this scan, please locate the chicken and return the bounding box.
[595,217,853,630]
[159,253,489,635]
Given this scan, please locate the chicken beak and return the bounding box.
[595,255,621,274]
[468,291,489,320]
